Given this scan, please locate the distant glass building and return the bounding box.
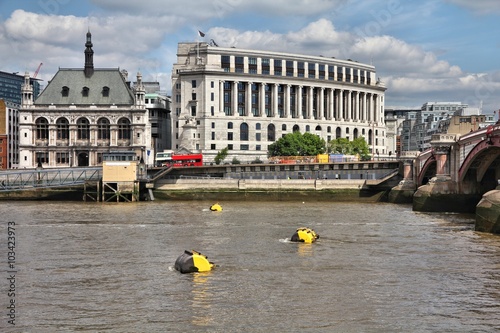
[0,71,41,105]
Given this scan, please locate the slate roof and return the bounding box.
[34,68,135,106]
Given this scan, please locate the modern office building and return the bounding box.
[0,70,42,105]
[0,99,21,169]
[18,31,151,168]
[172,42,387,163]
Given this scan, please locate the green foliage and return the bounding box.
[268,131,326,157]
[231,157,241,164]
[214,147,228,165]
[328,137,371,160]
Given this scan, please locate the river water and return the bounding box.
[1,200,500,332]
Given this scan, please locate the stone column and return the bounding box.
[319,87,325,120]
[246,82,252,117]
[285,84,291,118]
[327,89,333,120]
[219,81,225,114]
[346,90,352,121]
[297,85,303,119]
[362,92,367,122]
[259,83,265,117]
[338,89,344,121]
[232,81,238,116]
[273,83,279,118]
[308,86,314,119]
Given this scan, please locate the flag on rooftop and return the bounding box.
[198,30,205,38]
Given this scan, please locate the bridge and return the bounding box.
[393,122,500,215]
[0,167,102,192]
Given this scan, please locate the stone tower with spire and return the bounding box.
[84,30,94,77]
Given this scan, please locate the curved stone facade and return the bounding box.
[172,43,387,163]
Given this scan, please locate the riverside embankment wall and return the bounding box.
[152,178,389,202]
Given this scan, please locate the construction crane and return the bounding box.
[33,62,43,78]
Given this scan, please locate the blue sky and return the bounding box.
[1,0,500,111]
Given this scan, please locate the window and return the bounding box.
[228,132,233,140]
[62,86,69,97]
[267,124,275,141]
[306,125,310,132]
[36,117,49,139]
[82,86,89,97]
[228,122,233,129]
[211,92,214,101]
[192,93,196,100]
[56,152,69,164]
[256,145,261,151]
[315,125,322,131]
[256,133,261,141]
[102,86,110,97]
[118,118,131,140]
[211,122,215,129]
[228,144,233,150]
[256,123,261,130]
[211,132,215,140]
[97,117,110,139]
[56,118,69,140]
[293,125,300,132]
[211,81,214,88]
[77,118,90,140]
[240,144,249,150]
[282,124,287,131]
[240,123,249,141]
[36,152,49,164]
[211,144,216,150]
[191,80,196,88]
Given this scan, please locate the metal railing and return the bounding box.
[0,167,102,192]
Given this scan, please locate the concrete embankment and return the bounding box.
[153,178,390,202]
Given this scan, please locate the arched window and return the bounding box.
[97,118,110,140]
[267,124,275,141]
[353,128,359,139]
[36,117,49,139]
[82,86,89,97]
[327,126,331,133]
[77,118,90,140]
[118,118,131,140]
[336,127,342,139]
[282,124,287,131]
[315,125,322,131]
[293,125,300,132]
[56,117,69,140]
[306,125,310,132]
[228,122,233,129]
[256,123,261,130]
[240,123,249,141]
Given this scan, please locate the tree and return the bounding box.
[268,131,326,157]
[328,137,371,160]
[214,147,228,165]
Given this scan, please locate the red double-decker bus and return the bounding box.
[171,153,203,167]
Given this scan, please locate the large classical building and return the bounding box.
[18,31,151,168]
[172,42,387,163]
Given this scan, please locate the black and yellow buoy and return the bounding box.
[210,202,222,211]
[174,250,215,274]
[290,227,319,243]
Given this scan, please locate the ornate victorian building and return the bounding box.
[18,31,151,168]
[172,42,387,163]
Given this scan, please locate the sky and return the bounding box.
[1,0,500,112]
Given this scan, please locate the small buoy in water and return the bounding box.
[290,227,319,244]
[174,250,215,274]
[210,203,222,211]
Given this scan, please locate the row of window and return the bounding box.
[35,117,131,140]
[61,86,110,97]
[221,55,372,83]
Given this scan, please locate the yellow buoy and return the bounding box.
[210,203,222,211]
[290,227,319,243]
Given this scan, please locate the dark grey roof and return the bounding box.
[35,68,135,105]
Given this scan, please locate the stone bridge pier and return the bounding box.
[390,127,500,233]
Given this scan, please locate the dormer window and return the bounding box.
[102,86,110,97]
[82,87,89,97]
[62,86,69,97]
